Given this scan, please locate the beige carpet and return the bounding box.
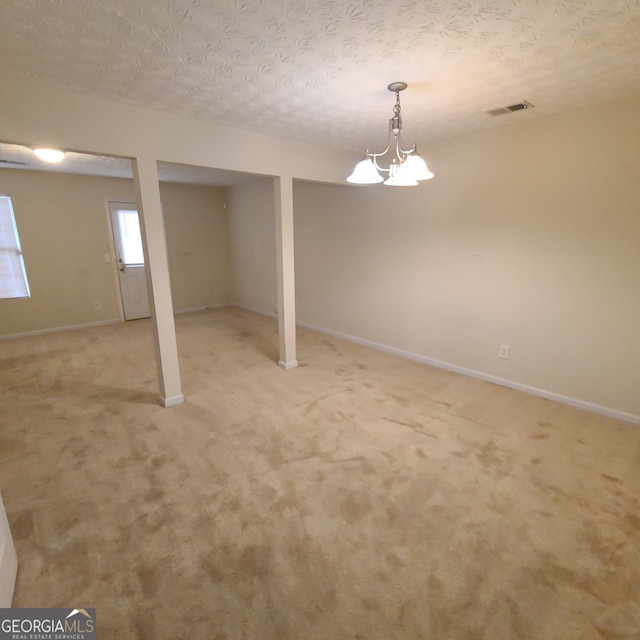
[1,307,639,639]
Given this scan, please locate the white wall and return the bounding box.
[291,95,640,421]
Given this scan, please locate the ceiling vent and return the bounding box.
[486,100,534,116]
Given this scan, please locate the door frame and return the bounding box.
[105,199,125,321]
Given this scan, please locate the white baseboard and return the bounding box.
[174,304,231,314]
[297,321,640,426]
[158,394,185,408]
[0,492,18,607]
[0,319,121,341]
[0,305,234,339]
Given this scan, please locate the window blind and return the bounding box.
[0,195,30,299]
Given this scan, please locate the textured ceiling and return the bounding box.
[1,0,640,155]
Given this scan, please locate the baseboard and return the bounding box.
[174,304,232,314]
[0,319,122,341]
[297,320,640,426]
[0,306,234,339]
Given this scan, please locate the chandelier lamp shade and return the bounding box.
[347,82,434,187]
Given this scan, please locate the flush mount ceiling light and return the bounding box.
[347,82,434,187]
[33,148,66,163]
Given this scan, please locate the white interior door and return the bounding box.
[109,202,151,320]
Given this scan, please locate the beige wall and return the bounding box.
[160,181,231,311]
[0,170,231,336]
[0,170,128,334]
[228,178,277,315]
[291,96,640,419]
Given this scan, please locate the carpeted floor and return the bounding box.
[1,307,639,639]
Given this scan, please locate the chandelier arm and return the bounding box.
[397,142,417,157]
[369,155,391,174]
[366,144,391,159]
[364,127,394,173]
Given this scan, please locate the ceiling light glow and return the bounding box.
[33,148,66,163]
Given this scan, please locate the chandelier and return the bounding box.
[347,82,434,186]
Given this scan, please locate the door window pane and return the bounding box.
[0,195,30,299]
[117,209,144,265]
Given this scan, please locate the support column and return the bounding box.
[274,175,298,370]
[133,156,184,407]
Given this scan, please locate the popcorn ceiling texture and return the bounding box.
[1,0,640,149]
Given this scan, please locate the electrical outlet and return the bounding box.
[499,344,510,359]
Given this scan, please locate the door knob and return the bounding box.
[119,266,125,272]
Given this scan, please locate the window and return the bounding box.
[112,206,145,265]
[0,195,30,299]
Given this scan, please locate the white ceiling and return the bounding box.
[1,0,640,182]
